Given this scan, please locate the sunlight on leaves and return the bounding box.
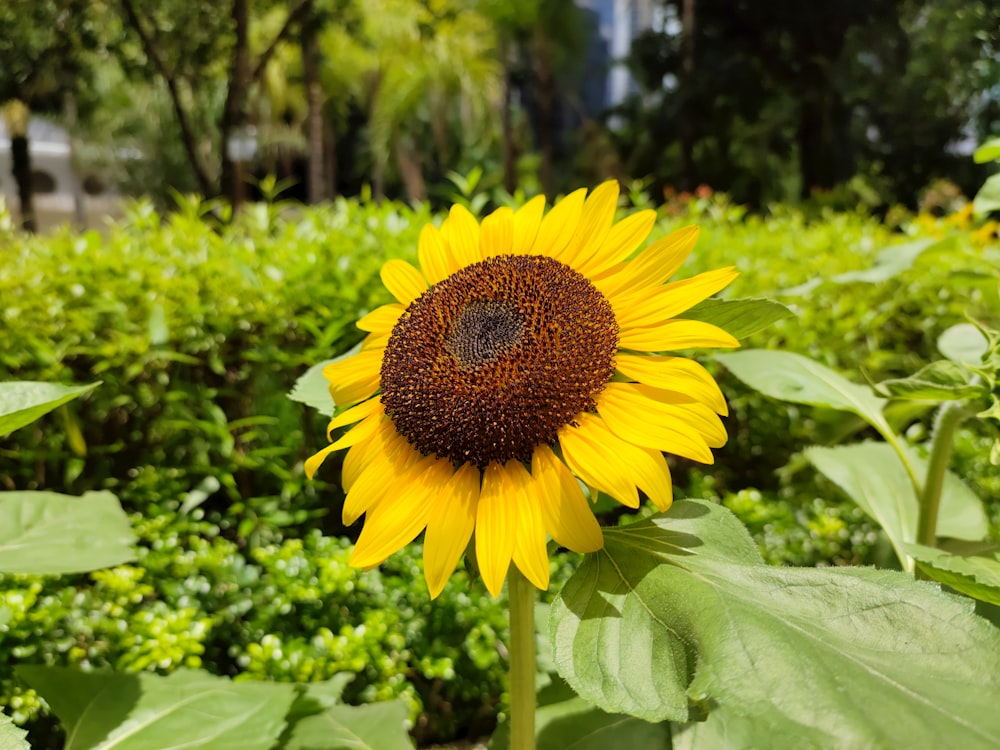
[551,500,1000,748]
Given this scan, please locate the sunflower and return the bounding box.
[306,181,739,598]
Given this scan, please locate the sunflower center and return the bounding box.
[380,254,618,468]
[445,299,524,368]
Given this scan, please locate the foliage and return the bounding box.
[1,193,999,747]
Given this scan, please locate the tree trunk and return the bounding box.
[10,134,35,233]
[120,0,213,195]
[679,0,697,191]
[534,34,556,201]
[395,136,426,203]
[501,47,517,194]
[302,17,325,203]
[221,0,251,207]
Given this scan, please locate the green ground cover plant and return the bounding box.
[1,189,998,748]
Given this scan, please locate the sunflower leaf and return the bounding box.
[715,349,892,433]
[17,667,296,750]
[283,700,413,750]
[0,710,28,750]
[0,381,100,437]
[489,690,670,750]
[551,499,1000,748]
[903,543,1000,606]
[682,297,794,340]
[873,360,984,401]
[0,491,136,575]
[804,442,988,565]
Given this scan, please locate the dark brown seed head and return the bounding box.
[380,254,618,468]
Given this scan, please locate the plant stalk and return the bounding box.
[508,564,536,750]
[916,401,968,549]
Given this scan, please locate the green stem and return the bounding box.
[508,565,536,750]
[916,401,968,549]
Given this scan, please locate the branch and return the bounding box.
[119,0,213,195]
[250,0,313,83]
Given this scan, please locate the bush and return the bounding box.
[1,193,997,746]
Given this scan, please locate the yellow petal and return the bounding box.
[557,180,618,267]
[616,354,728,415]
[418,223,456,284]
[324,350,383,407]
[533,188,587,260]
[327,407,384,450]
[357,304,405,334]
[531,445,603,553]
[511,195,547,255]
[618,318,739,352]
[423,463,480,598]
[326,396,383,437]
[360,332,390,351]
[512,468,550,591]
[596,383,718,462]
[579,209,657,276]
[558,414,639,508]
[350,456,452,568]
[480,206,514,258]
[475,462,518,598]
[342,419,400,492]
[593,225,700,299]
[613,267,739,329]
[440,204,482,268]
[305,442,339,479]
[559,412,673,509]
[380,259,428,306]
[343,437,421,525]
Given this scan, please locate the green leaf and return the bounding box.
[0,710,28,750]
[874,360,983,401]
[904,543,1000,606]
[17,667,296,750]
[973,137,1000,163]
[715,350,892,434]
[830,237,943,284]
[551,500,1000,748]
[804,443,987,565]
[288,344,362,416]
[0,381,100,437]
[490,692,669,750]
[939,323,989,365]
[682,297,795,340]
[284,700,413,750]
[973,173,1000,215]
[0,491,136,574]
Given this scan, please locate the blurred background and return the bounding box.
[1,0,998,231]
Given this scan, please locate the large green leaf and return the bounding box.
[0,381,100,437]
[973,137,1000,163]
[288,344,362,416]
[938,323,989,365]
[0,491,136,574]
[874,360,983,401]
[490,692,669,750]
[715,350,891,434]
[0,711,28,750]
[551,500,1000,748]
[829,237,944,284]
[284,700,413,750]
[17,667,296,750]
[682,297,794,340]
[905,543,1000,607]
[974,173,1000,215]
[805,442,987,564]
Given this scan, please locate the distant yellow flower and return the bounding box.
[307,181,739,598]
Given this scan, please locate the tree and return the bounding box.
[119,0,315,203]
[0,0,95,231]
